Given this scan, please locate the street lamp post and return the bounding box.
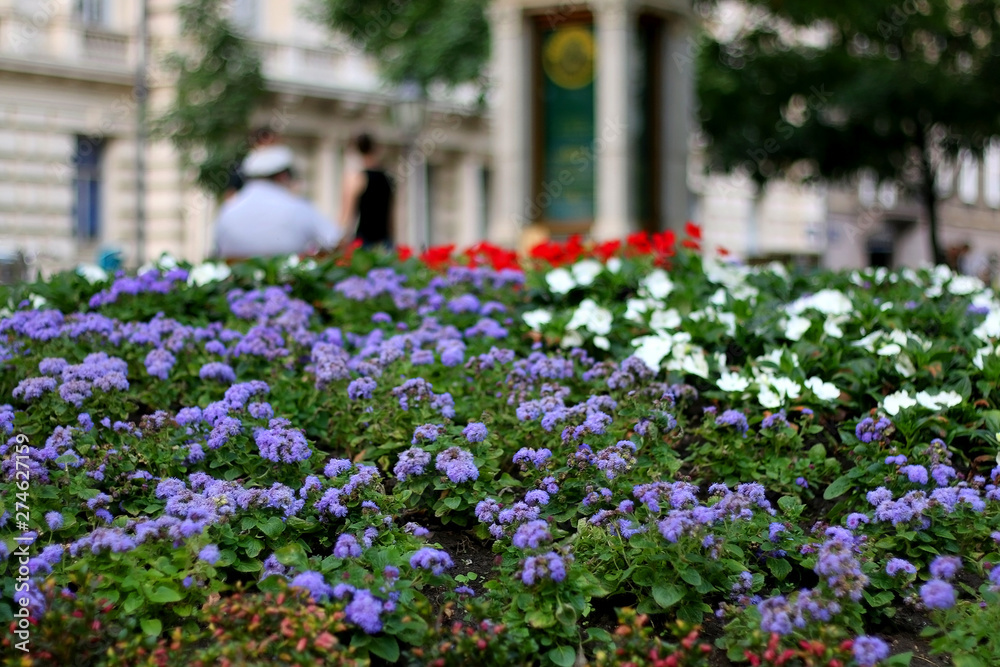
[391,80,428,249]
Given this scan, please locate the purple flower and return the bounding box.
[198,544,220,565]
[144,348,176,380]
[520,550,571,585]
[347,377,377,401]
[199,362,236,383]
[929,555,961,580]
[255,419,311,463]
[463,422,488,443]
[12,377,57,402]
[324,459,352,477]
[512,447,552,470]
[289,571,333,602]
[716,409,749,435]
[345,589,383,634]
[512,520,552,550]
[394,448,431,481]
[334,533,362,559]
[768,522,786,542]
[845,513,870,530]
[435,447,479,484]
[853,636,890,667]
[207,416,242,450]
[856,417,892,444]
[899,465,929,485]
[410,547,454,575]
[412,423,443,445]
[885,558,916,576]
[931,464,957,487]
[45,512,63,531]
[920,579,956,609]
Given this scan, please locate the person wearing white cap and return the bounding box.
[212,145,343,260]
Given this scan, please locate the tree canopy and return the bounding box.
[156,0,266,196]
[309,0,491,95]
[695,0,1000,262]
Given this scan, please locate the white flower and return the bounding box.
[593,335,610,351]
[640,269,674,300]
[717,312,737,337]
[880,301,894,312]
[852,331,883,352]
[571,259,604,287]
[895,354,916,378]
[559,329,584,349]
[631,334,673,371]
[187,262,231,287]
[76,264,108,284]
[883,390,917,416]
[649,308,681,331]
[606,257,622,274]
[624,299,651,322]
[283,254,300,270]
[300,259,318,272]
[680,348,710,379]
[787,289,854,316]
[566,298,613,336]
[252,269,265,283]
[784,316,812,341]
[757,384,783,408]
[545,268,576,295]
[973,311,1000,341]
[156,253,179,270]
[823,316,845,339]
[522,309,553,331]
[718,372,750,392]
[915,391,963,411]
[771,376,802,400]
[948,275,983,295]
[710,288,728,306]
[29,294,47,310]
[877,343,901,356]
[805,377,840,402]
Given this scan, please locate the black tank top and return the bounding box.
[356,169,393,245]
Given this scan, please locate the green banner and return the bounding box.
[540,24,596,223]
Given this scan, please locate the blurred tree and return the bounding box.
[695,0,1000,264]
[310,0,491,96]
[157,0,266,196]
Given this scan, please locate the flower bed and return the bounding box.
[1,230,999,666]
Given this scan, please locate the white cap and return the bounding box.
[241,145,295,178]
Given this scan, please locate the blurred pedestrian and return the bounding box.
[212,145,342,260]
[341,133,394,248]
[222,126,282,201]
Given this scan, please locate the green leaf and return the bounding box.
[146,586,183,604]
[367,636,399,662]
[586,627,614,644]
[547,646,576,667]
[442,496,462,510]
[651,583,683,608]
[679,568,702,587]
[123,592,145,614]
[768,558,792,581]
[141,619,162,636]
[883,652,913,667]
[259,516,286,538]
[824,475,853,500]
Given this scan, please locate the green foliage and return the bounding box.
[310,0,491,94]
[157,0,266,195]
[695,0,1000,261]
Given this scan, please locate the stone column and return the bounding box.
[457,152,485,248]
[662,16,694,231]
[592,0,634,241]
[486,2,529,248]
[314,137,340,226]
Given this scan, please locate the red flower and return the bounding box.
[626,231,653,255]
[419,244,455,270]
[717,246,730,256]
[592,239,621,261]
[396,245,413,262]
[685,221,702,240]
[681,239,701,250]
[652,230,676,257]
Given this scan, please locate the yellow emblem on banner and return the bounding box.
[542,26,595,90]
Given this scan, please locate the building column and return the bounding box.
[592,0,634,241]
[457,153,486,248]
[486,3,529,248]
[662,17,694,231]
[315,137,341,227]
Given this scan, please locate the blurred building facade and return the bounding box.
[0,0,489,273]
[1,0,997,274]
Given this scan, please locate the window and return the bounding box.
[75,0,109,27]
[984,140,1000,209]
[958,149,979,205]
[73,136,104,241]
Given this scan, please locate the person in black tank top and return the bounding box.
[341,133,394,248]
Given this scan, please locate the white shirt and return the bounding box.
[213,180,342,259]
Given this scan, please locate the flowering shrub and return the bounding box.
[2,231,1000,665]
